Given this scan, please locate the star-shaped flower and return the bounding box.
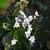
[28,24,32,31]
[14,21,20,28]
[11,39,18,45]
[25,31,31,38]
[29,36,35,43]
[35,11,39,16]
[28,15,33,22]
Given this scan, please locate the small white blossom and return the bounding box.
[25,24,33,38]
[28,15,33,22]
[29,36,35,42]
[15,17,22,22]
[28,24,32,31]
[3,23,7,29]
[19,10,27,19]
[24,18,29,25]
[25,31,31,38]
[14,17,21,28]
[34,15,36,19]
[35,11,39,16]
[22,18,29,28]
[14,21,20,28]
[15,17,18,21]
[11,39,18,45]
[22,15,33,28]
[29,36,35,46]
[22,22,25,28]
[33,11,39,19]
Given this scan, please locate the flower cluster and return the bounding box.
[14,10,33,28]
[14,10,33,38]
[2,10,39,46]
[13,10,36,46]
[12,10,39,45]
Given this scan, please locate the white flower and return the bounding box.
[33,11,39,19]
[15,17,18,21]
[34,15,36,19]
[25,24,32,38]
[11,39,18,45]
[22,18,30,28]
[3,23,7,29]
[23,15,33,26]
[29,36,35,45]
[25,31,31,38]
[28,15,33,22]
[28,24,32,31]
[14,21,20,28]
[22,22,25,28]
[24,18,29,25]
[35,11,39,16]
[15,17,22,22]
[19,10,27,19]
[14,17,20,28]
